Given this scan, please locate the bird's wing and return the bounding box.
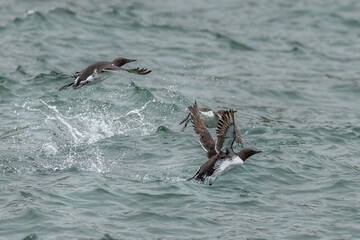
[179,112,191,132]
[189,101,217,159]
[216,109,236,154]
[61,71,82,79]
[234,124,244,145]
[101,65,124,72]
[73,71,82,77]
[102,66,151,75]
[124,67,152,75]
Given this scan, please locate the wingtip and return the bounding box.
[229,109,235,119]
[216,109,235,136]
[189,100,198,114]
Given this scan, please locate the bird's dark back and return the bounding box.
[77,61,111,82]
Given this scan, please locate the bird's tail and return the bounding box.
[187,170,199,181]
[58,83,74,91]
[187,175,195,181]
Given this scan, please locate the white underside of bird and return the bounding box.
[208,155,244,185]
[75,69,113,87]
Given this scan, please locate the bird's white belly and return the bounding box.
[76,70,113,86]
[209,155,244,185]
[87,72,112,84]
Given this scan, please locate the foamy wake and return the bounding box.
[40,99,156,147]
[20,99,159,173]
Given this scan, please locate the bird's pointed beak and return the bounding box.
[126,59,137,63]
[255,150,262,154]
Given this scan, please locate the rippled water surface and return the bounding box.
[1,0,360,239]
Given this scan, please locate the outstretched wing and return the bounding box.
[216,109,236,154]
[73,71,82,78]
[189,101,217,159]
[125,68,152,75]
[101,65,151,75]
[61,71,82,79]
[234,124,244,145]
[101,65,124,72]
[216,110,243,145]
[179,113,191,132]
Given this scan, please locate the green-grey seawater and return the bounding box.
[1,0,360,239]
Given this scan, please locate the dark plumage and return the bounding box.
[59,57,151,90]
[187,101,261,185]
[180,105,244,145]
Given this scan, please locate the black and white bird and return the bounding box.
[59,57,151,90]
[180,105,244,145]
[187,101,261,185]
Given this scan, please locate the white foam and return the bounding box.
[41,143,58,156]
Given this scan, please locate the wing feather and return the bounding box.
[189,101,217,159]
[102,66,151,75]
[234,124,244,145]
[124,67,152,75]
[216,109,236,154]
[101,65,124,72]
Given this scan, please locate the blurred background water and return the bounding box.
[1,0,360,239]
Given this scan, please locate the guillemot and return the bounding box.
[180,104,244,145]
[187,101,261,185]
[59,57,151,90]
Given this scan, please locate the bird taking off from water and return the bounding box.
[187,101,261,185]
[180,104,244,145]
[59,57,151,90]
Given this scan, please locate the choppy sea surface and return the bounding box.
[1,0,360,239]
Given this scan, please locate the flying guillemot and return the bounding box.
[180,105,244,145]
[187,101,261,185]
[59,57,151,90]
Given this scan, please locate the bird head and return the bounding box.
[112,57,137,67]
[238,148,261,162]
